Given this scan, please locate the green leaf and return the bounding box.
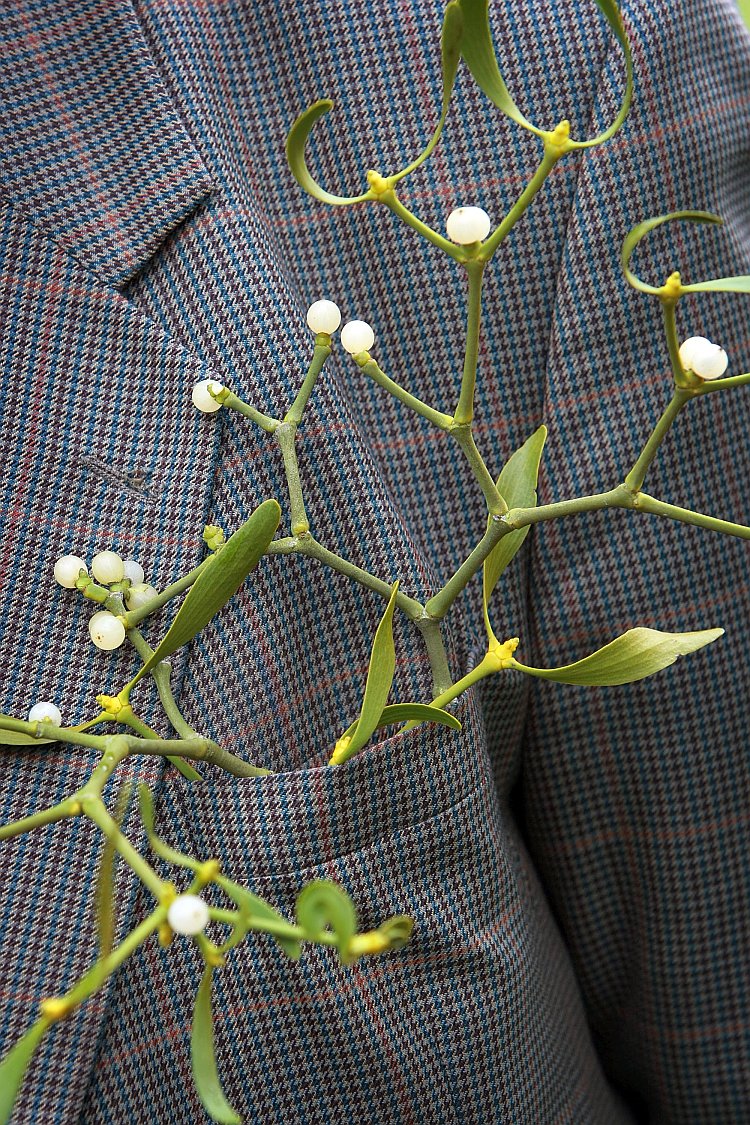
[216,875,301,959]
[390,2,463,183]
[191,965,242,1125]
[138,784,200,872]
[680,275,750,295]
[377,915,414,951]
[94,782,132,957]
[456,0,543,134]
[569,0,633,149]
[286,100,375,205]
[337,702,462,745]
[134,499,281,685]
[338,583,400,760]
[296,881,357,963]
[511,626,724,686]
[621,211,723,295]
[482,426,547,642]
[370,702,461,731]
[0,1018,49,1125]
[457,0,632,146]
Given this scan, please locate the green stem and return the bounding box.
[429,651,498,709]
[401,651,499,731]
[453,261,486,426]
[284,341,331,424]
[357,356,452,430]
[221,390,278,433]
[624,388,691,492]
[414,618,452,696]
[123,555,214,628]
[47,905,166,1014]
[120,733,272,777]
[635,492,750,538]
[381,192,463,260]
[451,425,507,515]
[127,628,200,740]
[693,370,750,395]
[661,301,701,391]
[480,149,559,259]
[503,487,631,529]
[209,907,338,947]
[0,714,110,751]
[296,537,425,619]
[0,798,80,840]
[425,518,506,620]
[275,422,310,536]
[83,797,165,900]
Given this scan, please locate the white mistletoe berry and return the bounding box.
[125,582,158,611]
[167,894,210,935]
[341,320,375,355]
[192,379,224,413]
[122,559,145,586]
[91,551,125,585]
[54,554,88,589]
[306,300,341,335]
[88,611,126,651]
[678,336,728,380]
[446,206,491,245]
[27,701,62,727]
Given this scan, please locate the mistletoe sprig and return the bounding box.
[3,1,750,1121]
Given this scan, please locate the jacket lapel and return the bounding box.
[0,0,215,287]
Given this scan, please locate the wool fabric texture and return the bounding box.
[1,0,749,1122]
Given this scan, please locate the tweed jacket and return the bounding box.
[1,0,749,1121]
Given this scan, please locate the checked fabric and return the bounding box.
[1,0,749,1121]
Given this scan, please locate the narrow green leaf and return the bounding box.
[343,583,400,758]
[457,0,543,134]
[296,881,357,963]
[134,500,281,684]
[482,426,547,640]
[391,2,463,183]
[621,211,723,295]
[457,0,632,146]
[138,784,200,872]
[680,275,750,295]
[191,965,242,1125]
[511,626,724,686]
[337,702,461,745]
[0,1019,49,1125]
[570,0,633,149]
[216,875,301,959]
[94,782,132,957]
[286,100,375,205]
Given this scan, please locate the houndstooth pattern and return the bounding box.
[1,0,749,1121]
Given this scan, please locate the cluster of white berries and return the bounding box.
[446,206,491,245]
[167,894,210,935]
[678,336,728,381]
[54,550,157,650]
